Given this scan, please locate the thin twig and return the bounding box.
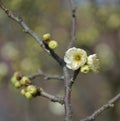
[28,70,64,80]
[80,93,120,121]
[39,89,64,105]
[67,0,77,49]
[0,2,64,66]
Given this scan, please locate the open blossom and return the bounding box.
[87,54,100,72]
[64,47,87,70]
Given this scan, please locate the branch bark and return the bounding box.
[80,93,120,121]
[63,1,78,120]
[63,67,72,121]
[39,89,64,105]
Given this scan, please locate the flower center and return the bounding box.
[74,54,81,62]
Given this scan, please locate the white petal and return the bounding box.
[64,47,77,63]
[87,54,100,72]
[66,62,80,70]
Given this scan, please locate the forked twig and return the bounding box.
[67,0,77,49]
[28,70,64,81]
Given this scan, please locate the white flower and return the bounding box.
[87,54,100,72]
[64,47,87,70]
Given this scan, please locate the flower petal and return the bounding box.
[87,54,100,72]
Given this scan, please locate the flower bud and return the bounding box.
[11,76,17,85]
[13,71,22,81]
[27,85,37,95]
[48,40,58,49]
[25,92,33,99]
[43,33,51,41]
[20,76,31,85]
[14,81,21,88]
[21,89,26,96]
[80,65,90,74]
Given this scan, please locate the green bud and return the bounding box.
[21,89,26,96]
[14,81,21,88]
[43,33,51,41]
[80,65,90,74]
[48,40,58,49]
[27,85,37,95]
[25,92,33,99]
[13,71,21,81]
[11,76,17,85]
[20,76,31,85]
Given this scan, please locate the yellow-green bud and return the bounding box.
[21,89,26,96]
[48,40,58,49]
[43,33,51,41]
[20,76,31,85]
[11,76,17,85]
[27,85,37,95]
[14,81,21,88]
[39,88,43,93]
[25,92,33,99]
[80,65,90,74]
[13,71,22,81]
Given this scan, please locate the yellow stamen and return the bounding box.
[74,54,81,61]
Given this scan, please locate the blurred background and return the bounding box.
[0,0,120,121]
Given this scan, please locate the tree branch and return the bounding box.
[63,1,77,120]
[38,89,64,105]
[63,67,72,121]
[67,0,77,49]
[0,2,64,66]
[80,93,120,121]
[28,70,64,81]
[70,68,80,87]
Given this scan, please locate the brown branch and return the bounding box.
[70,68,80,87]
[0,2,64,66]
[28,70,64,81]
[80,93,120,121]
[67,0,77,49]
[39,89,64,105]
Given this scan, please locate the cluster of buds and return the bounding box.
[21,85,38,99]
[11,72,31,88]
[11,72,42,99]
[11,72,23,88]
[43,33,58,49]
[64,47,100,73]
